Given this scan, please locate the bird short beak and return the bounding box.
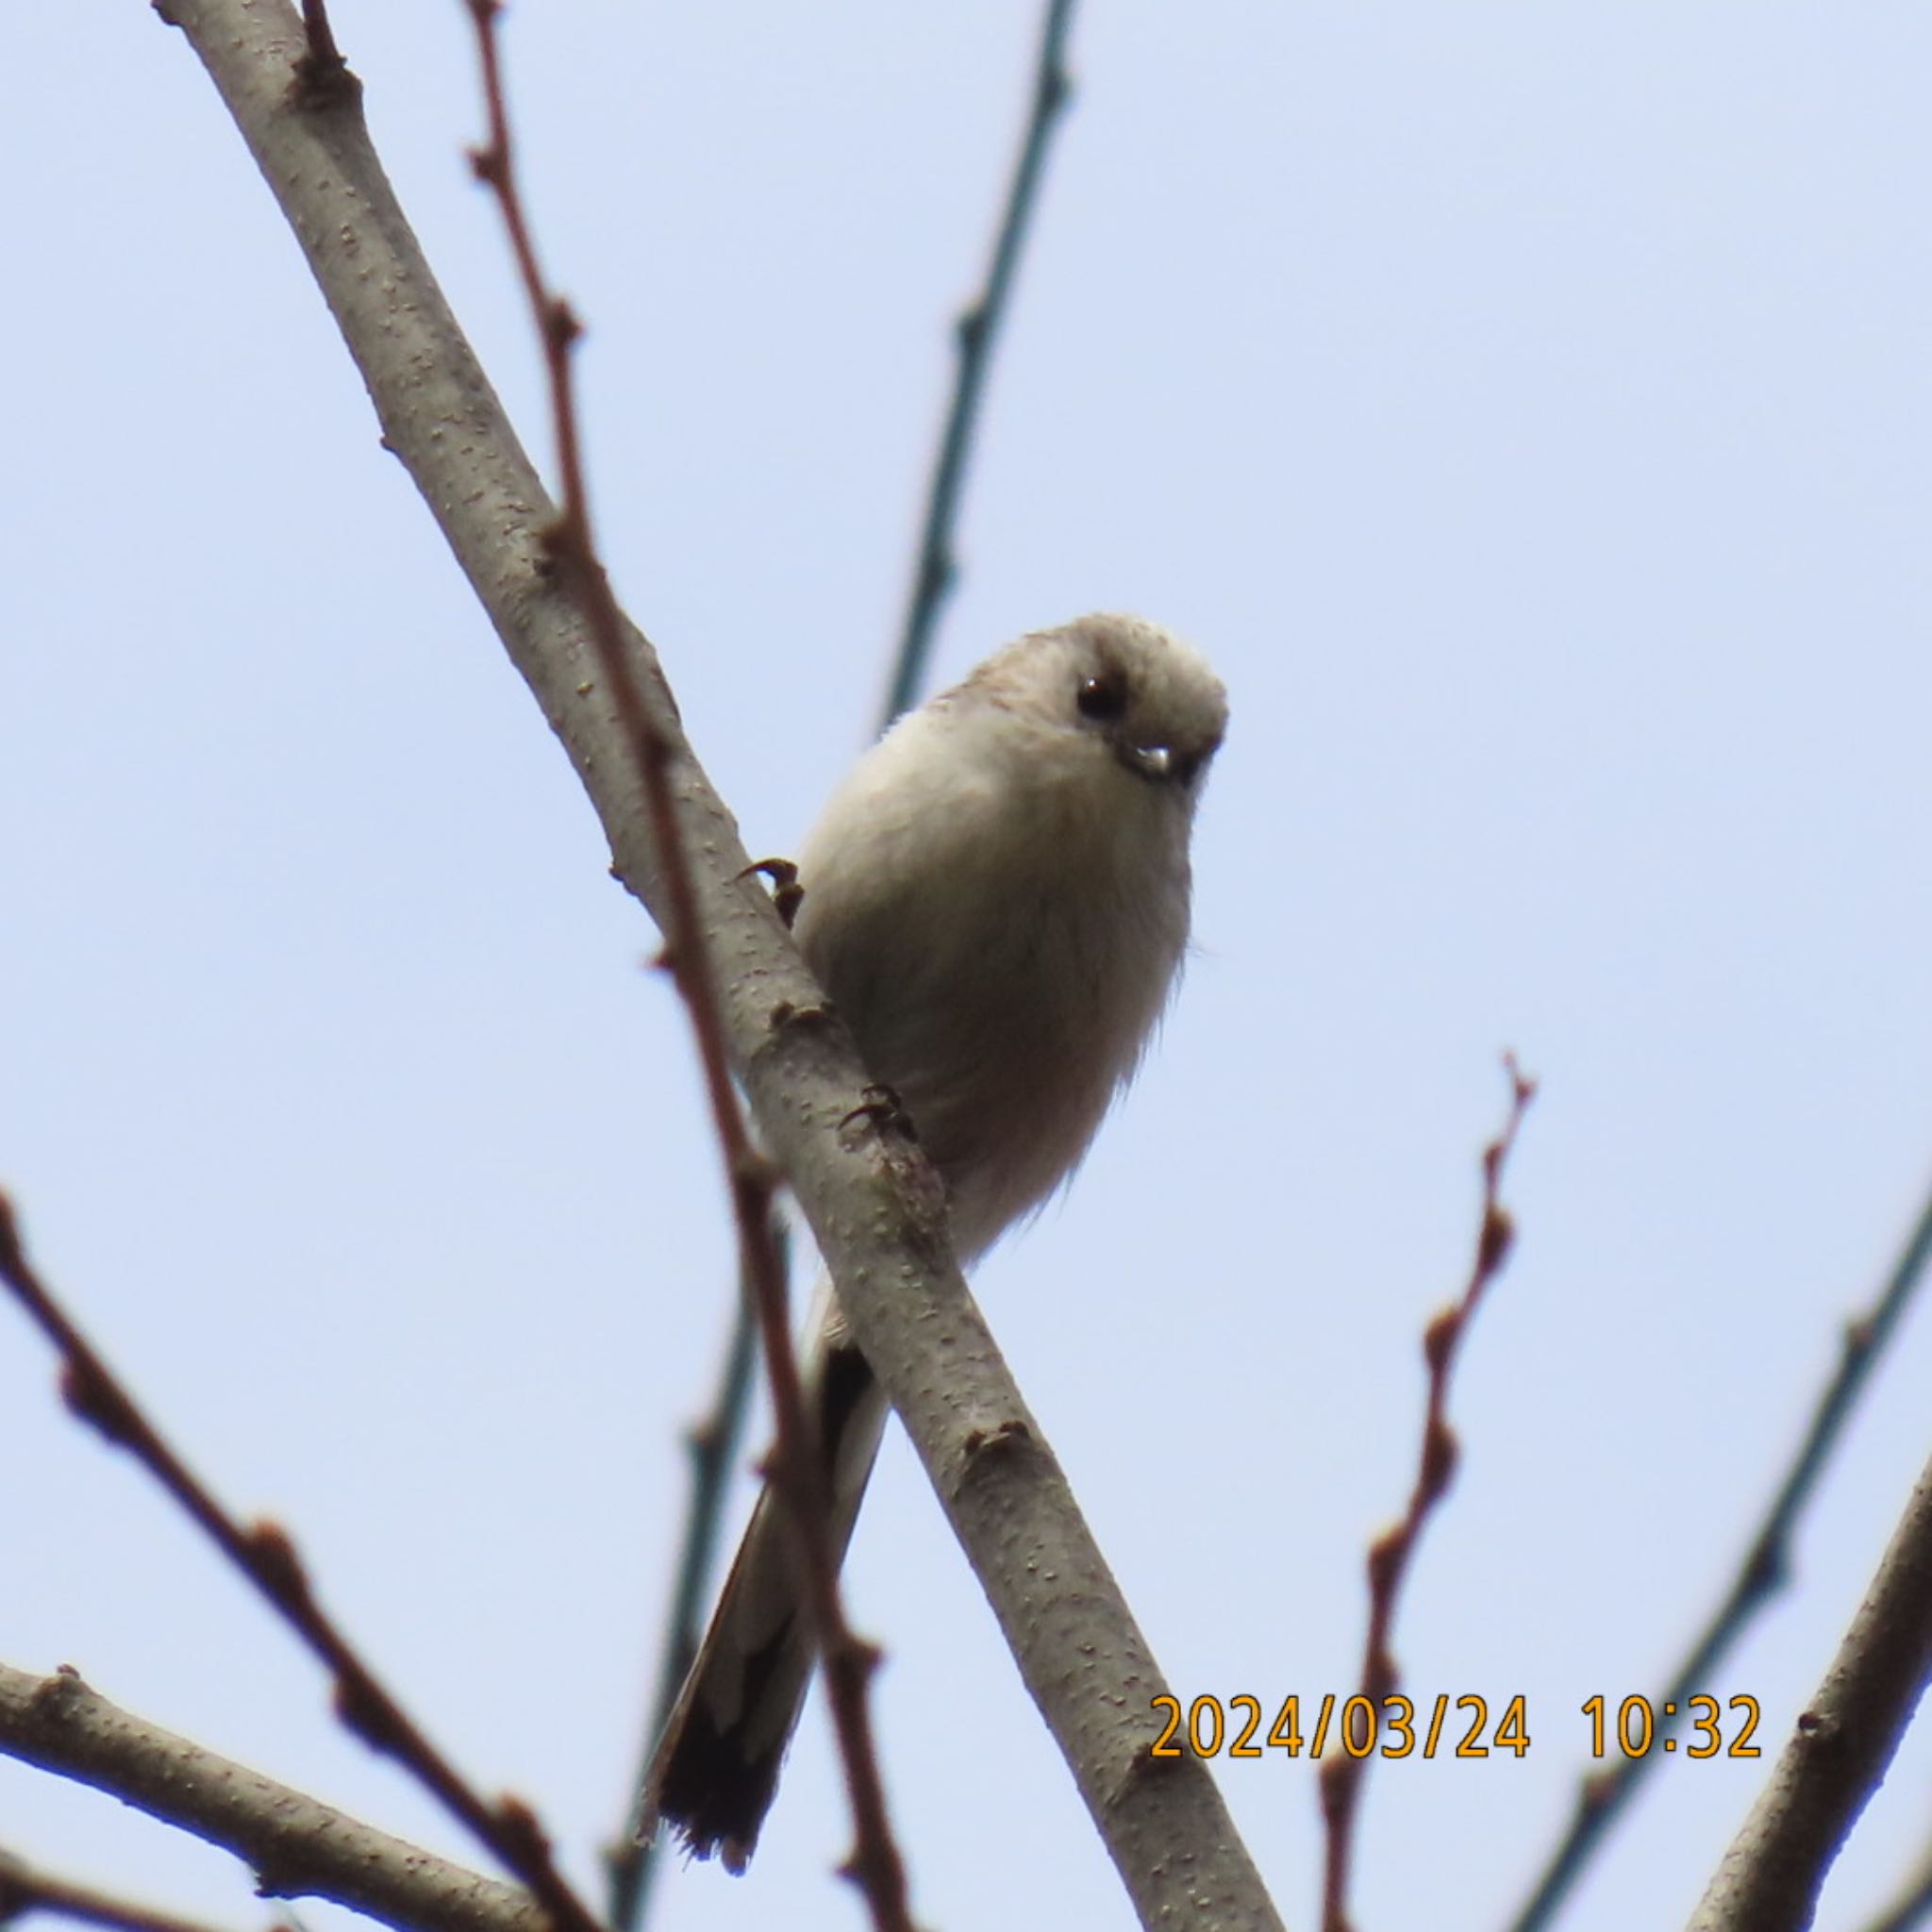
[1118,741,1198,785]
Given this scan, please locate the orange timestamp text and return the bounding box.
[1581,1693,1762,1758]
[1150,1692,1766,1761]
[1150,1693,1532,1760]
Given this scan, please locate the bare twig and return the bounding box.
[0,1197,603,1932]
[1318,1058,1537,1932]
[296,0,337,65]
[458,11,912,1925]
[0,1844,269,1932]
[885,0,1079,722]
[1507,1174,1932,1932]
[1855,1829,1932,1932]
[611,5,1087,1915]
[1686,1445,1932,1931]
[291,0,351,108]
[0,1662,538,1932]
[142,8,1286,1922]
[604,1246,762,1929]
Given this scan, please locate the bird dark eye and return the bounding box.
[1076,671,1129,722]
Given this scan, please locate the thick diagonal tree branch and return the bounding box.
[1685,1446,1932,1932]
[1509,1176,1932,1932]
[0,1663,537,1932]
[131,5,1284,1925]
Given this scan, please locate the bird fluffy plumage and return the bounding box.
[640,612,1226,1868]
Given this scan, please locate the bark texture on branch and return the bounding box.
[1686,1450,1932,1932]
[0,1663,538,1932]
[125,6,1284,1926]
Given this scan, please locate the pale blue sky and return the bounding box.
[4,8,1929,1932]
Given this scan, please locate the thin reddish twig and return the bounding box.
[298,0,340,68]
[0,1844,281,1932]
[0,1845,284,1932]
[1318,1056,1537,1932]
[458,9,913,1926]
[291,0,355,108]
[0,1193,605,1932]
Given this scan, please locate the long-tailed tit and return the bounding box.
[641,612,1227,1868]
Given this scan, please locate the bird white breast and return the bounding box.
[794,697,1195,1259]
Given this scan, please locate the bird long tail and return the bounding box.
[638,1282,890,1871]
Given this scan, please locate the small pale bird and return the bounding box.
[641,612,1227,1868]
